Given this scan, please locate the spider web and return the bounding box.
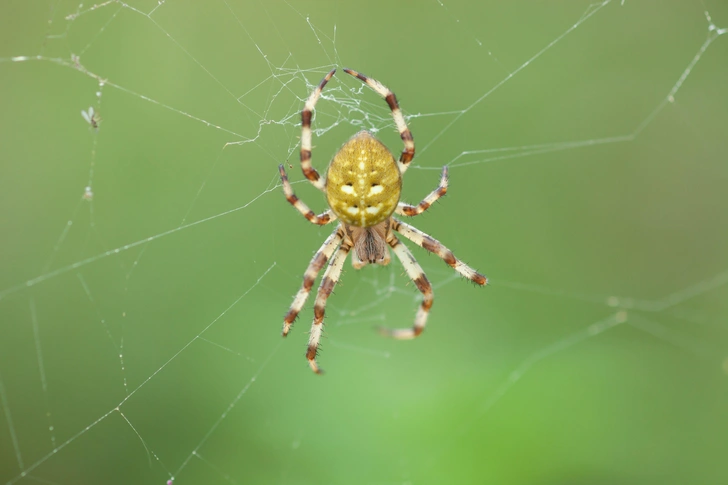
[1,0,727,483]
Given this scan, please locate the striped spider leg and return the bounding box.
[343,68,415,174]
[278,164,335,225]
[372,218,487,340]
[396,166,448,217]
[392,218,488,286]
[305,241,352,374]
[381,235,433,339]
[281,227,343,337]
[300,69,335,191]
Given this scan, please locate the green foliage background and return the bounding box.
[1,1,727,484]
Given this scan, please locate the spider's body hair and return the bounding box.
[326,131,401,227]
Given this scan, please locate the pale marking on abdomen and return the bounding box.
[368,185,383,195]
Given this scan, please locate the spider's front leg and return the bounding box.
[300,69,336,191]
[343,68,415,173]
[306,242,352,374]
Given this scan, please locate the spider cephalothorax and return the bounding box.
[345,220,391,268]
[279,68,487,374]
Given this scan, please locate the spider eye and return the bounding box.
[346,182,353,186]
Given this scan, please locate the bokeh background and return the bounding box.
[1,1,727,484]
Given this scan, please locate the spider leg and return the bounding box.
[379,235,433,339]
[396,166,448,217]
[343,68,415,174]
[283,227,344,336]
[301,69,336,192]
[306,241,352,374]
[279,165,336,225]
[392,218,488,286]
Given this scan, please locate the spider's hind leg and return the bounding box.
[343,68,415,174]
[306,241,351,374]
[378,235,433,339]
[282,227,343,336]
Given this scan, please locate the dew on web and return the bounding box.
[1,0,727,483]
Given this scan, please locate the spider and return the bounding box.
[279,68,487,374]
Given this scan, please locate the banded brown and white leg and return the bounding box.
[300,69,336,192]
[282,228,344,337]
[379,236,433,339]
[396,166,448,217]
[307,241,352,374]
[279,165,336,225]
[343,68,415,174]
[392,219,488,286]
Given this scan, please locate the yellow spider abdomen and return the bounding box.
[326,131,401,227]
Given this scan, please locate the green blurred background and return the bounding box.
[1,1,727,484]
